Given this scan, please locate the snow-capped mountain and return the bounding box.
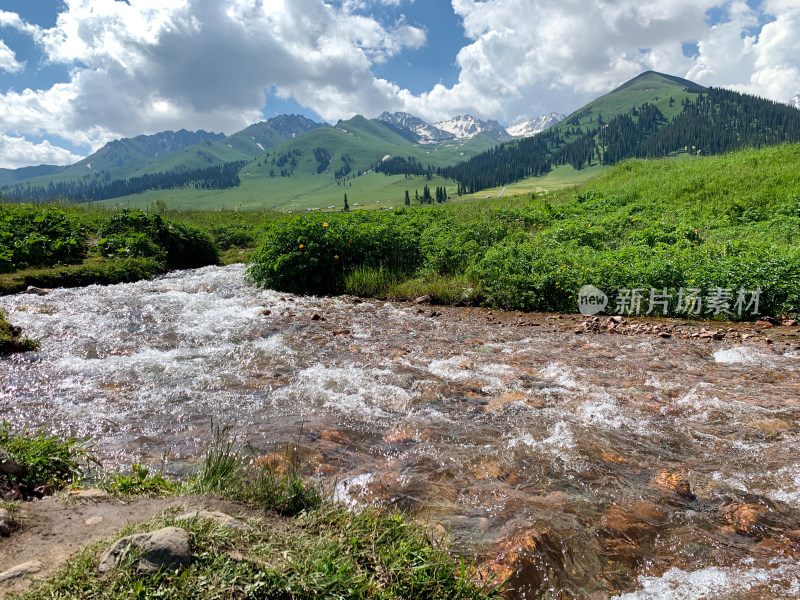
[432,115,511,140]
[506,113,566,137]
[791,95,800,110]
[377,112,455,143]
[378,111,564,143]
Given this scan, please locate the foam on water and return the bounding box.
[612,564,800,600]
[274,364,415,420]
[713,345,772,365]
[426,356,515,393]
[335,473,374,508]
[538,362,581,390]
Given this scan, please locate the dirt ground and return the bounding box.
[0,493,255,597]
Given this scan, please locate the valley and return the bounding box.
[2,69,800,600]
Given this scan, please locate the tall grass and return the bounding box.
[187,423,321,517]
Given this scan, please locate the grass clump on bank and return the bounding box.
[16,506,501,600]
[0,421,94,493]
[0,308,38,353]
[248,144,800,320]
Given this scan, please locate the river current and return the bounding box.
[2,264,799,599]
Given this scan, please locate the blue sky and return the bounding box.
[0,0,798,168]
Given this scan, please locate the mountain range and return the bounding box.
[1,71,799,211]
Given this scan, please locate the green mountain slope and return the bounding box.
[440,71,800,193]
[0,164,67,187]
[98,115,484,211]
[1,115,324,196]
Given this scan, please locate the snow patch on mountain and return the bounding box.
[377,112,454,143]
[378,111,564,142]
[507,113,566,137]
[433,115,510,140]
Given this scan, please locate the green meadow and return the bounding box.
[249,144,800,319]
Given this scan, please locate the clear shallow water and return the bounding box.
[2,264,800,599]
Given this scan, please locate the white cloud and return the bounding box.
[392,0,800,123]
[0,0,799,169]
[0,0,427,159]
[0,39,23,73]
[0,134,83,169]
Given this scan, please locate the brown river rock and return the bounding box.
[652,471,695,499]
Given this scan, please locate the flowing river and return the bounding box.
[2,264,800,599]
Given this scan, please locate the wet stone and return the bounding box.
[721,502,771,536]
[652,471,695,500]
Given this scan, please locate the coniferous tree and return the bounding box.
[404,190,410,206]
[343,194,349,211]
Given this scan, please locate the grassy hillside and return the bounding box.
[96,115,495,211]
[1,116,324,191]
[3,115,499,210]
[248,143,800,320]
[97,172,458,212]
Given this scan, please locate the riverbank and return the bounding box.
[0,423,502,599]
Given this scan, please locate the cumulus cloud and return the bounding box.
[0,0,799,168]
[0,39,23,73]
[400,0,800,124]
[0,0,426,159]
[0,134,83,169]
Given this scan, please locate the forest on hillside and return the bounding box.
[439,88,800,194]
[1,161,246,203]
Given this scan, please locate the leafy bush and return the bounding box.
[247,210,427,294]
[207,224,257,250]
[0,205,87,272]
[419,220,509,275]
[97,209,218,269]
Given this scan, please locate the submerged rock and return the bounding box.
[721,502,771,536]
[652,471,695,500]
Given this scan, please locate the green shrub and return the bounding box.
[419,220,510,275]
[247,210,427,294]
[98,209,218,269]
[207,224,257,250]
[0,205,87,272]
